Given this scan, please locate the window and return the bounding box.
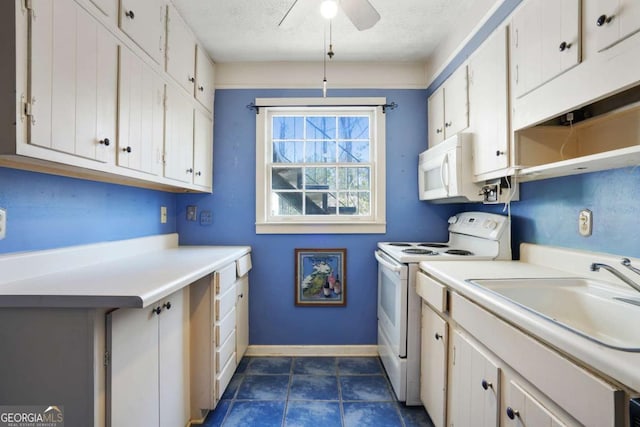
[256,98,386,234]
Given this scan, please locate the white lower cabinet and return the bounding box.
[420,302,448,427]
[503,378,566,427]
[107,288,189,427]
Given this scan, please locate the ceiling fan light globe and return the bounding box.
[320,0,338,19]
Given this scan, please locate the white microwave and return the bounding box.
[418,133,483,203]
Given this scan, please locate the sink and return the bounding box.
[467,277,640,351]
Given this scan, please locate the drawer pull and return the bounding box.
[558,41,571,52]
[506,407,519,420]
[152,306,162,315]
[99,138,110,146]
[163,301,172,310]
[434,332,443,341]
[198,86,204,92]
[122,146,132,153]
[125,10,135,19]
[596,14,613,27]
[481,379,492,390]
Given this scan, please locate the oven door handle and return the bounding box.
[375,250,403,273]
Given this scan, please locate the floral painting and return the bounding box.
[295,248,346,306]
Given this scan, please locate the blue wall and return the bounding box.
[176,89,461,345]
[0,167,177,254]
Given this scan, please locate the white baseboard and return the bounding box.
[245,345,378,357]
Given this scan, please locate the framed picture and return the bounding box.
[295,248,346,306]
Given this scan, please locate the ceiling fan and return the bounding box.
[279,0,381,31]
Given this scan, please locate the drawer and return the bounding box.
[215,262,237,295]
[216,331,236,372]
[216,351,237,400]
[236,253,252,277]
[416,271,447,313]
[451,292,624,427]
[215,306,236,345]
[236,275,248,297]
[215,286,235,321]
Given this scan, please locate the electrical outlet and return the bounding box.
[160,206,167,224]
[0,208,5,240]
[186,205,197,222]
[579,209,592,237]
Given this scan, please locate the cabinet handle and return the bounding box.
[198,86,204,92]
[558,41,571,52]
[596,14,613,27]
[496,150,505,156]
[481,379,492,390]
[122,146,132,153]
[195,171,202,176]
[188,76,195,83]
[152,306,162,315]
[238,293,244,299]
[99,138,110,146]
[445,121,452,128]
[435,128,443,134]
[163,301,172,310]
[506,407,519,420]
[434,332,443,340]
[125,10,135,19]
[186,168,194,173]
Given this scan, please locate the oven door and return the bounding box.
[375,250,408,357]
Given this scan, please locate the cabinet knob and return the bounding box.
[596,14,612,27]
[238,293,244,299]
[445,121,452,128]
[434,332,443,341]
[198,86,204,92]
[152,306,162,315]
[99,138,110,146]
[506,407,519,420]
[163,301,172,310]
[558,41,571,52]
[122,146,132,153]
[436,128,443,134]
[125,10,135,19]
[195,171,202,176]
[481,379,492,390]
[188,76,195,83]
[496,150,505,156]
[186,168,194,173]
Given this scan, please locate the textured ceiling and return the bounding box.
[169,0,487,63]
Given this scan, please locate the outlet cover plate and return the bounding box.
[187,205,197,222]
[579,209,592,237]
[0,208,6,240]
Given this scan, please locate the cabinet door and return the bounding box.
[166,4,196,94]
[118,47,164,175]
[540,0,580,86]
[195,45,216,112]
[89,0,118,20]
[468,27,509,177]
[193,110,213,188]
[119,0,165,63]
[236,275,249,363]
[420,302,447,427]
[108,306,160,427]
[427,88,445,147]
[29,0,117,163]
[164,85,195,183]
[511,0,542,98]
[449,331,500,427]
[158,290,190,427]
[595,0,640,51]
[505,380,567,426]
[443,65,469,138]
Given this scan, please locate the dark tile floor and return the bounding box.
[199,356,434,427]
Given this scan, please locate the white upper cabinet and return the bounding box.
[166,4,196,94]
[195,45,216,112]
[119,0,165,64]
[428,65,468,147]
[193,109,213,188]
[87,0,118,21]
[164,84,195,183]
[29,0,117,164]
[594,0,640,51]
[118,47,164,176]
[468,26,509,179]
[511,0,581,98]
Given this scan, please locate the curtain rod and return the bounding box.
[246,101,398,114]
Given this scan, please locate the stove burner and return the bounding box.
[387,242,412,247]
[402,248,438,255]
[418,243,449,248]
[445,249,474,256]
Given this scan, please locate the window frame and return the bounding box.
[255,97,386,234]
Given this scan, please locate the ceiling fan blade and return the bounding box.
[278,0,301,27]
[340,0,381,31]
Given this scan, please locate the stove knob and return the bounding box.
[448,216,458,224]
[484,220,497,230]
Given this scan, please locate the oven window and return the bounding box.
[380,269,397,327]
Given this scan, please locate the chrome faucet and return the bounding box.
[621,258,640,277]
[590,261,640,294]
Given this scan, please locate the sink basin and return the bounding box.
[467,277,640,351]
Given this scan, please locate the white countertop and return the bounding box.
[419,244,640,393]
[0,234,251,308]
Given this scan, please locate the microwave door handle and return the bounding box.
[440,153,450,195]
[374,250,403,273]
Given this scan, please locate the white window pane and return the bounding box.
[307,116,336,140]
[307,192,337,215]
[338,141,370,162]
[273,140,304,163]
[272,167,303,189]
[271,191,303,215]
[338,116,369,139]
[339,192,370,215]
[305,141,336,163]
[305,167,336,190]
[339,167,370,190]
[273,116,304,139]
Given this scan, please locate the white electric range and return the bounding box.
[375,211,511,405]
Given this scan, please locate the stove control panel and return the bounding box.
[448,212,508,240]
